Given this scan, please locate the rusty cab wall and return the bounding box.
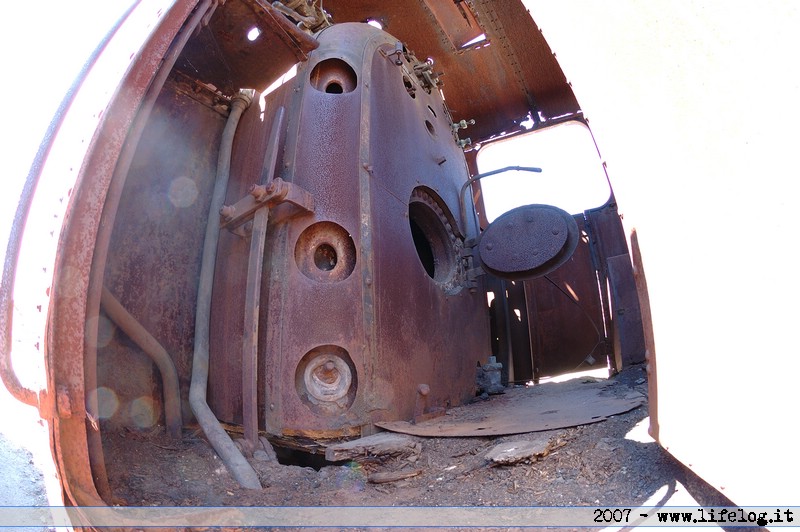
[4,0,643,506]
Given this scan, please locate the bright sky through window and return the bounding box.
[476,121,611,221]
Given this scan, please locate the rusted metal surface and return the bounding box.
[585,201,646,371]
[208,86,279,425]
[377,377,644,437]
[176,0,320,95]
[205,22,488,438]
[88,0,223,502]
[367,23,489,426]
[321,0,579,142]
[99,287,183,440]
[630,229,659,442]
[478,204,579,280]
[523,216,607,378]
[99,77,225,440]
[8,0,642,502]
[236,107,312,450]
[43,0,206,507]
[606,255,646,367]
[219,177,314,231]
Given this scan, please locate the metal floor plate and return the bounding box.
[376,377,645,437]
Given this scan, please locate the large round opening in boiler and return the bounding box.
[408,188,459,288]
[310,58,357,94]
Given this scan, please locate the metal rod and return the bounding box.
[459,165,542,236]
[100,287,183,440]
[242,107,285,451]
[189,89,261,490]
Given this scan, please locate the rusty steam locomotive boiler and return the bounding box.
[208,22,491,441]
[93,17,578,488]
[3,0,589,496]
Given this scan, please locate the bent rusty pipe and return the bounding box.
[0,305,38,407]
[189,88,261,489]
[100,286,182,440]
[458,165,542,236]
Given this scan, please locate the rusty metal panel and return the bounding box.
[176,0,319,96]
[585,201,644,370]
[585,202,630,259]
[40,0,207,507]
[378,377,644,437]
[606,254,646,368]
[486,276,533,384]
[523,216,606,377]
[321,1,579,142]
[101,79,226,432]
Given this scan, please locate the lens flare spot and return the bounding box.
[130,396,157,429]
[334,462,366,492]
[88,387,120,420]
[86,314,115,348]
[168,176,199,208]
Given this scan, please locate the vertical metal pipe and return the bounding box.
[189,88,261,489]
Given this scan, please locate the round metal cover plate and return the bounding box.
[477,204,579,280]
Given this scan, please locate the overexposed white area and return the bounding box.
[0,1,137,248]
[476,121,611,220]
[0,0,172,515]
[524,0,800,506]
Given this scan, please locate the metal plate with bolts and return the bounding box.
[477,204,580,281]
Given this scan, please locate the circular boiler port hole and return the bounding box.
[295,222,356,282]
[314,243,337,271]
[295,345,357,415]
[408,189,458,285]
[310,58,357,94]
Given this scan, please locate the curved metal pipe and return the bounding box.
[458,165,542,236]
[100,286,182,440]
[189,88,261,489]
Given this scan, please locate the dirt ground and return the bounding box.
[103,365,736,528]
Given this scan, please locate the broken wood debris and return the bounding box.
[367,469,422,484]
[324,432,421,462]
[485,434,553,465]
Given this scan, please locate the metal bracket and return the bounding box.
[412,384,445,424]
[460,240,482,292]
[219,177,314,232]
